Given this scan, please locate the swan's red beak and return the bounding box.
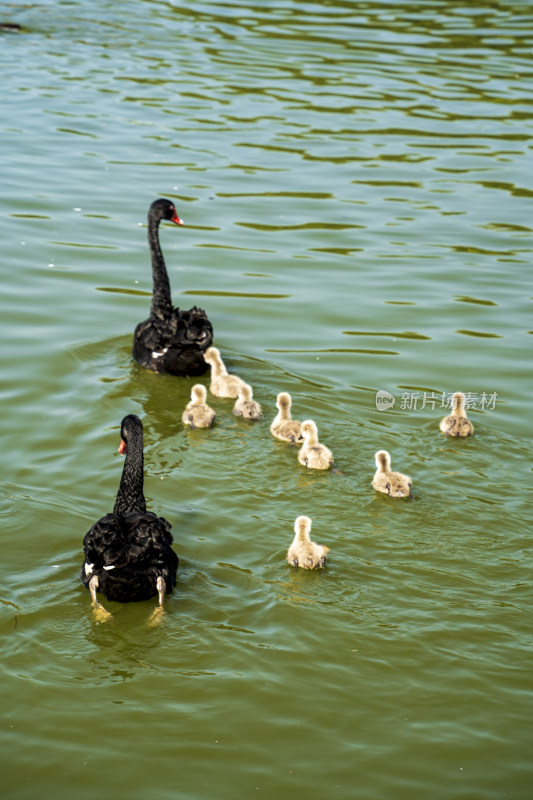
[171,211,184,226]
[118,439,127,455]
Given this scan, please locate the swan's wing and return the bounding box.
[170,306,213,345]
[122,511,179,573]
[82,513,128,574]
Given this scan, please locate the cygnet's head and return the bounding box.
[276,392,291,410]
[191,384,207,403]
[300,420,318,440]
[203,346,219,364]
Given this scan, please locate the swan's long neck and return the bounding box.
[304,429,318,446]
[113,431,146,516]
[148,213,172,319]
[277,403,290,421]
[294,517,311,544]
[212,355,228,378]
[240,385,252,401]
[452,393,465,415]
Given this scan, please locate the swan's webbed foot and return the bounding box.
[89,575,112,623]
[93,603,113,623]
[148,606,165,626]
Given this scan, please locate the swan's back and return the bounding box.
[270,418,302,443]
[287,540,329,569]
[439,411,474,437]
[133,307,212,377]
[81,509,178,603]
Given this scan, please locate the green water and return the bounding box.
[1,1,532,798]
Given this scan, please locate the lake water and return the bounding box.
[1,1,532,798]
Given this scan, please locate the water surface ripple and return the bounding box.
[1,2,532,799]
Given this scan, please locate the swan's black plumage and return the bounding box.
[80,414,178,604]
[132,198,213,377]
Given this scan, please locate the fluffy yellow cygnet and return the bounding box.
[182,384,215,429]
[286,515,330,569]
[233,383,262,421]
[439,392,474,437]
[372,450,412,498]
[270,392,302,444]
[203,346,246,398]
[298,420,333,470]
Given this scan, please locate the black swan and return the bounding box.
[132,198,213,376]
[80,414,179,617]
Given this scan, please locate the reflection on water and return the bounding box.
[1,1,532,799]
